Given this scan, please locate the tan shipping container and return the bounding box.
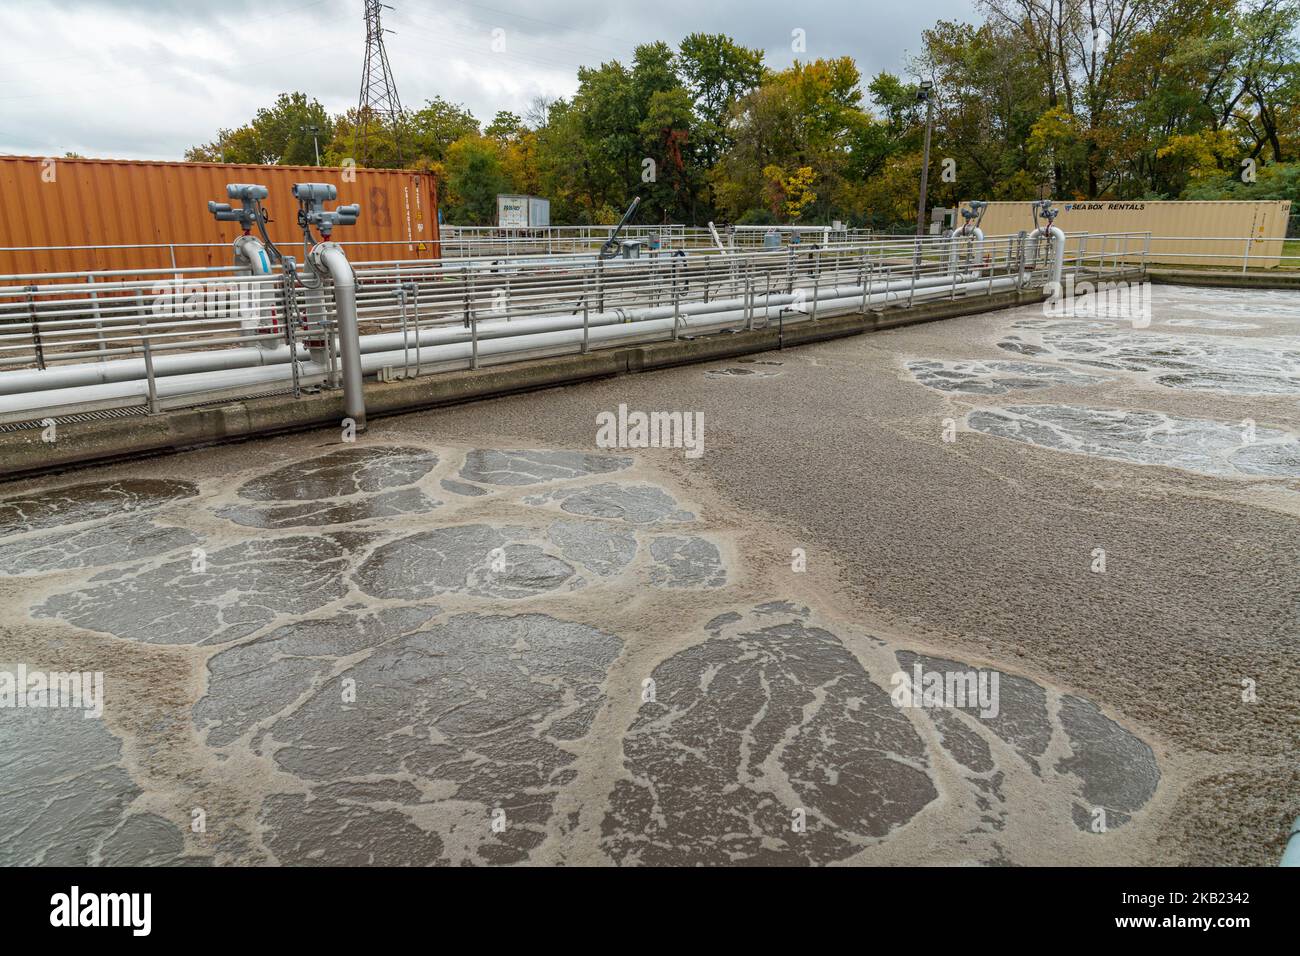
[0,155,440,277]
[964,200,1292,268]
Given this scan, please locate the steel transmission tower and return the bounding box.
[355,1,404,166]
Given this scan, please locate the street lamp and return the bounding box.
[915,80,935,240]
[914,80,935,239]
[303,125,321,166]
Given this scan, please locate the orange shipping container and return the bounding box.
[0,155,440,277]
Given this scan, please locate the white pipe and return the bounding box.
[0,345,307,396]
[232,235,275,348]
[0,273,1018,417]
[1,270,982,397]
[311,242,366,431]
[706,222,726,253]
[947,224,984,274]
[1027,226,1066,289]
[1046,225,1065,287]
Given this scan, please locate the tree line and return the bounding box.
[185,0,1300,229]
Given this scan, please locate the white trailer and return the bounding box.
[497,194,551,228]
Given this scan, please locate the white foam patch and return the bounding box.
[1002,321,1300,395]
[907,359,1108,395]
[967,404,1300,478]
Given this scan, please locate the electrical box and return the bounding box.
[497,194,550,228]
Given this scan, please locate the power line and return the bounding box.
[392,16,619,77]
[418,0,643,49]
[400,4,633,62]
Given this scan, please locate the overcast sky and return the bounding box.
[0,0,977,160]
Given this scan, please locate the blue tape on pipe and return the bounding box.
[258,250,270,274]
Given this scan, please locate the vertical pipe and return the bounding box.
[313,244,366,431]
[1047,226,1066,288]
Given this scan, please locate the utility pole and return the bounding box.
[914,80,934,238]
[355,0,404,166]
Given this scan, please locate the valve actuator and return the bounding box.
[207,183,270,231]
[292,182,360,239]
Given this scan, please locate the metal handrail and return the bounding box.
[0,232,1148,424]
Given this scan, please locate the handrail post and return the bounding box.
[581,276,590,353]
[745,273,753,331]
[411,280,422,376]
[87,273,107,355]
[397,283,410,378]
[810,248,819,321]
[135,291,159,414]
[860,252,870,314]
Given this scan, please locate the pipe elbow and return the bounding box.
[234,235,273,276]
[312,243,356,290]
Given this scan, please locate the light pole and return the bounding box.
[304,125,321,166]
[914,80,935,238]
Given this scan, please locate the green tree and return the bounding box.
[712,58,873,224]
[486,111,524,142]
[186,92,332,165]
[678,33,766,166]
[443,134,510,225]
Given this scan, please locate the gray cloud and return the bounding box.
[0,0,975,159]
